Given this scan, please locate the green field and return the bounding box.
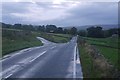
[36,32,72,43]
[77,38,106,78]
[83,37,119,49]
[83,37,119,68]
[2,28,72,55]
[96,46,118,68]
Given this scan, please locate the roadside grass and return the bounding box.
[83,37,119,68]
[2,28,72,55]
[78,45,95,78]
[78,38,103,78]
[50,33,72,38]
[96,46,118,68]
[78,36,119,78]
[36,32,72,43]
[2,29,43,55]
[83,37,119,49]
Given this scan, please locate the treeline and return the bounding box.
[1,23,77,35]
[78,26,120,38]
[1,22,120,38]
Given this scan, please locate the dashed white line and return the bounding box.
[5,73,13,78]
[1,65,20,78]
[50,46,56,49]
[29,51,47,62]
[1,65,19,75]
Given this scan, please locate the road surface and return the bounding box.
[0,37,83,79]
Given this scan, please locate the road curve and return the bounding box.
[1,37,83,79]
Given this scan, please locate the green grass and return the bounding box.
[37,32,72,43]
[2,29,43,55]
[96,46,118,68]
[78,44,103,78]
[78,45,94,77]
[83,37,119,68]
[2,29,72,55]
[78,37,119,78]
[83,37,119,49]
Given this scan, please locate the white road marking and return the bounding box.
[29,51,47,62]
[50,46,56,49]
[1,65,19,75]
[5,73,13,78]
[76,59,80,64]
[0,65,20,78]
[73,43,77,78]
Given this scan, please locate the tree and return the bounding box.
[13,24,22,29]
[63,29,70,34]
[46,25,57,33]
[38,25,45,32]
[87,26,104,38]
[107,28,118,37]
[78,30,87,37]
[2,23,12,28]
[57,27,63,33]
[70,27,77,35]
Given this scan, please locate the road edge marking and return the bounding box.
[73,43,77,78]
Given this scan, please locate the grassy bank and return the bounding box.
[35,32,72,43]
[78,37,103,78]
[96,46,118,68]
[2,29,43,55]
[78,36,118,78]
[78,45,95,77]
[83,37,119,49]
[84,37,119,68]
[2,28,72,55]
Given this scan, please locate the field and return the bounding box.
[35,32,72,43]
[96,46,118,68]
[78,45,97,77]
[78,36,119,78]
[83,37,119,49]
[84,37,119,68]
[2,28,72,55]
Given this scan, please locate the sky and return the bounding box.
[1,0,119,27]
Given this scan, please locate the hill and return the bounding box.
[63,24,118,30]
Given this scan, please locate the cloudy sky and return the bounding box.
[1,0,119,27]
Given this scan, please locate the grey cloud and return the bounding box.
[2,2,118,26]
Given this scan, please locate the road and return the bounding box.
[0,37,83,79]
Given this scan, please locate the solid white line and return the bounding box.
[73,43,77,78]
[5,73,13,78]
[29,51,47,62]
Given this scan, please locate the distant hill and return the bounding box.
[63,24,119,30]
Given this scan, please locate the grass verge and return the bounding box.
[35,32,72,43]
[78,36,118,78]
[84,37,119,68]
[2,28,72,55]
[96,46,118,69]
[2,29,43,55]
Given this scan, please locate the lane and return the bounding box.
[1,37,83,78]
[2,44,56,70]
[1,37,57,78]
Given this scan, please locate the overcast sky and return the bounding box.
[1,0,118,27]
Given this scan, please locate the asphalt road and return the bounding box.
[0,37,83,79]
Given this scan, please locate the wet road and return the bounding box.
[1,37,83,79]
